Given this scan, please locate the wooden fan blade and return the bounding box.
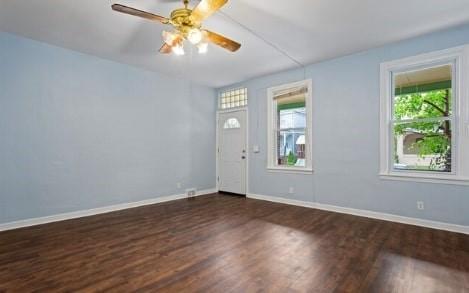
[112,4,169,24]
[204,30,241,52]
[159,43,173,54]
[190,0,227,23]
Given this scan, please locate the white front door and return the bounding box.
[218,110,247,195]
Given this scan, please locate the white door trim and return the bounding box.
[216,107,249,194]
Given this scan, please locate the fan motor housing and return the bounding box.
[170,8,194,27]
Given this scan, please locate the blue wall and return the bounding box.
[2,24,468,227]
[220,24,469,226]
[0,32,216,224]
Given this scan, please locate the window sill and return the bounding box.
[379,172,469,186]
[267,166,313,174]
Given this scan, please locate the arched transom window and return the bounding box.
[223,118,241,129]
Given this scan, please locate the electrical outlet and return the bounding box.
[288,187,295,194]
[417,201,425,210]
[186,188,196,197]
[177,182,182,189]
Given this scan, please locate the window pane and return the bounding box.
[394,64,452,120]
[218,88,247,110]
[277,91,306,130]
[393,120,451,172]
[279,107,306,129]
[277,129,306,167]
[275,94,307,167]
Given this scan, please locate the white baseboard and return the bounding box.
[0,188,217,232]
[247,193,469,235]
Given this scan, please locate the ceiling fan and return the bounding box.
[112,0,241,55]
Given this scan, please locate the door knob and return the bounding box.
[241,156,246,159]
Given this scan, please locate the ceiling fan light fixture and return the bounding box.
[172,43,185,55]
[162,31,177,46]
[197,42,208,54]
[187,28,203,45]
[112,1,241,55]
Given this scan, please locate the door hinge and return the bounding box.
[217,176,220,182]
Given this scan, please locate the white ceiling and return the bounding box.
[1,0,469,87]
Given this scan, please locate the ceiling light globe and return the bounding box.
[187,29,203,45]
[197,42,208,54]
[162,31,176,45]
[172,44,185,56]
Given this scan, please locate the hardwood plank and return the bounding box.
[0,193,468,292]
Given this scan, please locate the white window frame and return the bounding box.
[379,45,469,185]
[267,79,313,174]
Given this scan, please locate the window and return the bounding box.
[219,88,247,109]
[267,80,312,173]
[223,118,241,129]
[380,45,469,184]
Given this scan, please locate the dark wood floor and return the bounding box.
[1,193,468,292]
